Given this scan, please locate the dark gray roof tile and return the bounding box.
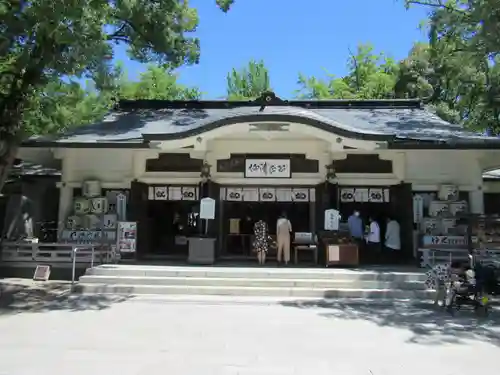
[26,104,499,145]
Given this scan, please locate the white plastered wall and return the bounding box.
[32,123,498,226]
[404,149,485,213]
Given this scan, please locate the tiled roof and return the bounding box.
[24,98,500,147]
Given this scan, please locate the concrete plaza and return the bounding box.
[0,289,499,375]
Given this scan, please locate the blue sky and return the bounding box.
[114,0,430,99]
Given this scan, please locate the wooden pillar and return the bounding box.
[315,183,326,233]
[315,182,337,232]
[130,180,149,260]
[200,180,220,238]
[390,182,414,262]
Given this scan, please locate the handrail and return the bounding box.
[420,246,500,268]
[71,245,95,286]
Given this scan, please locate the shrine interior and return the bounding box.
[221,201,312,258]
[146,200,200,257]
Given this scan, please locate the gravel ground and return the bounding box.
[0,287,499,375]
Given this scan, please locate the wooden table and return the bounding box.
[325,243,359,267]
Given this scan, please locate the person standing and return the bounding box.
[253,220,269,265]
[365,216,381,264]
[276,212,292,265]
[347,210,363,241]
[348,210,364,262]
[384,216,401,264]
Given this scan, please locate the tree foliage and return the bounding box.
[404,0,500,131]
[226,60,272,100]
[0,0,230,191]
[296,44,398,99]
[405,0,500,56]
[119,65,202,100]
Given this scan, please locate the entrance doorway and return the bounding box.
[146,200,200,258]
[338,186,393,265]
[219,186,314,259]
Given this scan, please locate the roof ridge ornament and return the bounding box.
[256,91,286,112]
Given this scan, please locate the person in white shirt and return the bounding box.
[365,216,381,264]
[276,212,292,265]
[384,217,401,263]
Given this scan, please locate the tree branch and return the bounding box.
[407,0,467,14]
[107,24,128,41]
[347,47,360,92]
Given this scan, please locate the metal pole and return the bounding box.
[204,219,208,236]
[71,247,77,285]
[91,245,95,268]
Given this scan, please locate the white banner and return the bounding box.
[168,186,183,201]
[309,188,316,202]
[383,188,390,203]
[154,186,168,200]
[242,188,259,201]
[292,188,309,202]
[181,186,197,200]
[355,188,369,202]
[340,188,355,202]
[276,188,293,202]
[226,188,243,201]
[259,188,276,201]
[369,188,384,203]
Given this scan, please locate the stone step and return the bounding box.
[74,283,435,299]
[79,275,427,290]
[88,265,427,282]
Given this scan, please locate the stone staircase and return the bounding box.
[76,265,433,300]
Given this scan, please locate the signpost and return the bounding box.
[200,197,216,235]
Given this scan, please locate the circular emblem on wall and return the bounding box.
[182,191,195,198]
[294,192,306,200]
[370,192,382,201]
[155,190,166,198]
[341,192,354,201]
[262,192,274,199]
[229,192,241,199]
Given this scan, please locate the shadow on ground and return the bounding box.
[281,299,500,346]
[0,281,131,315]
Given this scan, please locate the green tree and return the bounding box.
[226,60,272,100]
[0,0,230,191]
[119,65,201,100]
[405,0,500,56]
[22,79,110,137]
[296,44,399,99]
[396,8,500,132]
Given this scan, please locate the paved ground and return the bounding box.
[0,289,500,375]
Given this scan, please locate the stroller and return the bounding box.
[475,255,500,296]
[444,255,490,316]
